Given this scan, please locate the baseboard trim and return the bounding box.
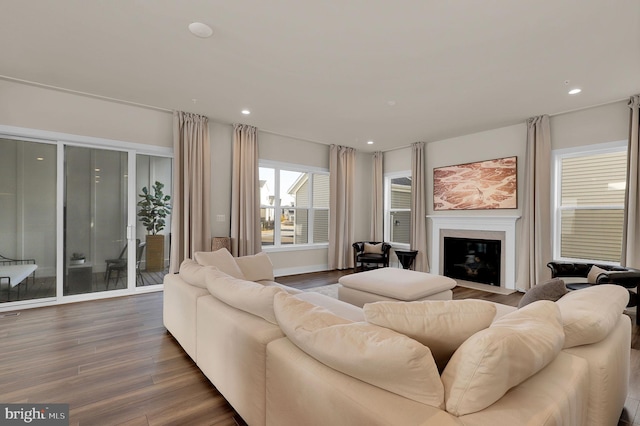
[275,264,329,277]
[455,279,516,295]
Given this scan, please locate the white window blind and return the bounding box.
[385,173,412,245]
[556,148,627,262]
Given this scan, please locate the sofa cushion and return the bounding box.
[179,259,216,289]
[205,268,284,324]
[235,252,275,282]
[441,301,564,416]
[555,284,629,348]
[518,278,568,308]
[194,248,245,279]
[364,242,383,254]
[273,292,445,408]
[587,265,607,284]
[363,300,497,371]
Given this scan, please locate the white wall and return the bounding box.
[426,123,527,217]
[377,100,630,277]
[256,132,332,275]
[353,152,373,243]
[383,146,411,173]
[0,79,173,147]
[551,100,629,149]
[210,122,233,238]
[1,78,631,278]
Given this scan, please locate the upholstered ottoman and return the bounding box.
[338,267,456,307]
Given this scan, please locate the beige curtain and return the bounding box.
[516,115,552,290]
[169,111,211,273]
[370,151,383,241]
[329,145,356,269]
[231,124,261,257]
[622,95,640,268]
[410,142,429,272]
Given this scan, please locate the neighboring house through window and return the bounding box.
[552,141,627,263]
[384,171,412,245]
[259,161,329,247]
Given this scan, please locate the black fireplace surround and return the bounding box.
[443,237,501,286]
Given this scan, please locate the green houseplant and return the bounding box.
[138,181,171,272]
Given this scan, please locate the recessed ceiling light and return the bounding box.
[36,157,44,161]
[568,88,582,95]
[188,22,213,38]
[241,109,251,115]
[367,141,374,145]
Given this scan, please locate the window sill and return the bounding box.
[262,243,329,253]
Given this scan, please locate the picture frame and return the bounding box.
[433,156,517,210]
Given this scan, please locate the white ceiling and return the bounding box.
[1,0,639,152]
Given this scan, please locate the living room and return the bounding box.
[1,1,640,425]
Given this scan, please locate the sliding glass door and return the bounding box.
[0,129,172,309]
[135,154,172,286]
[0,138,57,303]
[64,146,130,295]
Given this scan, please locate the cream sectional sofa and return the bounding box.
[163,249,631,426]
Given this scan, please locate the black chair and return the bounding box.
[352,241,391,272]
[106,239,146,289]
[104,242,128,281]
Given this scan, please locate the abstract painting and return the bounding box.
[433,156,517,210]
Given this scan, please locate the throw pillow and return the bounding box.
[555,284,628,348]
[363,243,383,254]
[363,300,497,372]
[235,252,275,282]
[587,265,607,284]
[179,258,216,289]
[194,248,245,279]
[205,267,283,324]
[441,300,564,416]
[518,278,568,308]
[273,292,445,408]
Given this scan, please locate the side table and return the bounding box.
[394,250,418,270]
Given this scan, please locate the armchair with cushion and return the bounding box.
[352,241,391,272]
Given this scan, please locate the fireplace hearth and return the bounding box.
[443,237,501,286]
[428,216,519,290]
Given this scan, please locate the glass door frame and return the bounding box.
[0,124,172,311]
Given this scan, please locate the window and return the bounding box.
[384,172,412,245]
[553,142,627,263]
[259,161,329,247]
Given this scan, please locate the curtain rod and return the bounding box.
[3,75,630,153]
[380,97,630,154]
[0,75,174,113]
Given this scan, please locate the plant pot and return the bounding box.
[146,234,165,272]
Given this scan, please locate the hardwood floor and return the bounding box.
[0,269,637,425]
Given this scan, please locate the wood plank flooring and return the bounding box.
[1,270,167,303]
[0,268,637,425]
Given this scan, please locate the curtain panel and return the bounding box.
[516,115,552,290]
[410,142,429,272]
[169,111,211,273]
[622,95,640,268]
[370,151,384,241]
[329,145,356,269]
[231,124,261,257]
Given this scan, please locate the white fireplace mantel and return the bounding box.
[428,215,520,290]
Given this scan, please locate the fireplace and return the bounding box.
[443,236,501,286]
[428,215,519,290]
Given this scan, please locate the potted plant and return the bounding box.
[138,181,171,272]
